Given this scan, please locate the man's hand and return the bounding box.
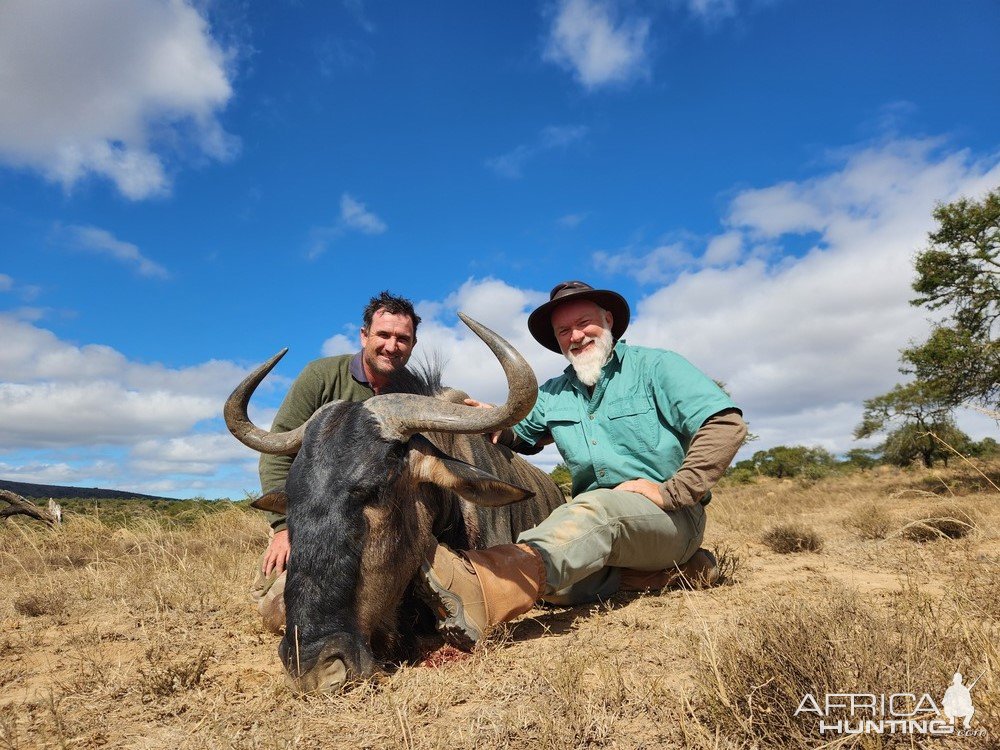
[463,398,502,444]
[262,528,290,576]
[615,479,666,509]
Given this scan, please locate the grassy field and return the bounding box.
[2,464,997,749]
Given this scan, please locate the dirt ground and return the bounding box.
[2,464,997,749]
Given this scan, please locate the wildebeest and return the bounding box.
[224,314,564,693]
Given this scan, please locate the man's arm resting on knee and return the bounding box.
[656,409,747,511]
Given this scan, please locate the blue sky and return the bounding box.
[1,0,998,498]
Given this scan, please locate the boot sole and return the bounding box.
[414,562,481,652]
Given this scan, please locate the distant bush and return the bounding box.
[734,445,838,480]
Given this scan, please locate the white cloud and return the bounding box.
[487,125,588,179]
[620,138,1000,455]
[0,274,12,292]
[308,193,387,259]
[0,459,121,486]
[0,314,253,448]
[543,0,650,90]
[557,213,587,228]
[0,0,237,199]
[321,333,356,357]
[593,242,696,282]
[131,433,257,475]
[340,193,387,234]
[703,231,744,265]
[683,0,739,22]
[61,225,170,279]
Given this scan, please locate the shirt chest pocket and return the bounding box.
[605,395,657,454]
[545,406,585,470]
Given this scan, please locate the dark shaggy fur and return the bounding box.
[277,364,564,686]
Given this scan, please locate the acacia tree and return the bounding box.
[903,188,1000,408]
[854,382,966,468]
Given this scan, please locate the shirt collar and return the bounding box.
[349,351,371,385]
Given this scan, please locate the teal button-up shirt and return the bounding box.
[513,341,736,497]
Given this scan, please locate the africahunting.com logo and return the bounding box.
[795,670,988,737]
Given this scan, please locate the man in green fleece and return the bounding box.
[251,290,421,633]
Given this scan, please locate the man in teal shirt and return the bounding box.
[417,281,747,649]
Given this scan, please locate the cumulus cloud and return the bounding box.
[321,333,357,357]
[60,225,170,279]
[620,138,1000,454]
[0,274,12,292]
[0,314,253,449]
[0,0,237,199]
[487,125,588,179]
[131,433,257,475]
[593,242,697,282]
[543,0,650,90]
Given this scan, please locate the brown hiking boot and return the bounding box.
[620,548,720,592]
[415,543,545,650]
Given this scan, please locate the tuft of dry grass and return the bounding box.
[845,501,893,540]
[13,591,67,617]
[898,503,979,542]
[710,543,742,585]
[138,645,213,698]
[760,522,824,553]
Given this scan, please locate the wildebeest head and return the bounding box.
[225,314,545,693]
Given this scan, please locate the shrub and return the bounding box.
[900,504,978,542]
[761,523,823,553]
[846,502,893,540]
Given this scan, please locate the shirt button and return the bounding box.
[598,469,606,477]
[588,414,594,420]
[591,440,597,445]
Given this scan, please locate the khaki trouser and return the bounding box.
[249,554,286,635]
[518,488,706,605]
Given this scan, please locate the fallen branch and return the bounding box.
[0,490,61,528]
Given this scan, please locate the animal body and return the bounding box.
[224,314,564,692]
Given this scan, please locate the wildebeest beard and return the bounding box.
[278,364,471,686]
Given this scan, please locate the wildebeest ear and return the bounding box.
[250,490,288,515]
[406,435,534,507]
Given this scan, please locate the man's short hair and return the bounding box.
[362,291,421,335]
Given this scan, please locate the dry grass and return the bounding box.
[898,502,979,542]
[2,465,998,749]
[760,522,824,553]
[845,501,894,540]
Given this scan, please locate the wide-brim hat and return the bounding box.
[528,280,630,353]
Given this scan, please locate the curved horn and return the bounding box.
[364,313,538,439]
[224,348,335,455]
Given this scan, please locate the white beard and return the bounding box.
[565,327,614,387]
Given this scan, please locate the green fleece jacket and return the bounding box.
[258,353,374,531]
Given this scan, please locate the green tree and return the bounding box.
[879,422,972,468]
[854,381,962,468]
[748,445,837,479]
[549,462,572,495]
[903,188,1000,408]
[842,448,880,470]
